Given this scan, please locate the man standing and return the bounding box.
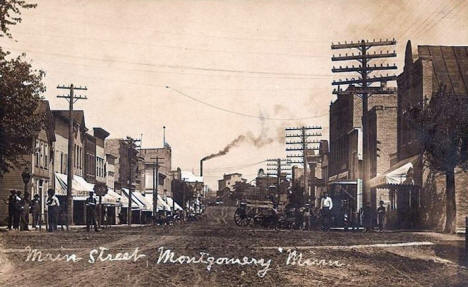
[377,200,386,232]
[31,194,41,229]
[19,191,30,231]
[46,189,60,232]
[7,190,18,230]
[85,191,99,232]
[15,191,25,230]
[321,192,333,231]
[303,204,311,231]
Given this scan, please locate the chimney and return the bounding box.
[200,160,203,177]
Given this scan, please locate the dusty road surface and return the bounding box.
[0,206,467,287]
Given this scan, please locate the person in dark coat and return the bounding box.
[362,203,372,232]
[377,201,386,232]
[19,191,30,231]
[15,191,25,230]
[31,194,41,229]
[7,190,18,230]
[85,191,99,232]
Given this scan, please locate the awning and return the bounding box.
[55,173,93,197]
[368,155,419,189]
[133,192,152,211]
[328,180,357,185]
[166,197,183,211]
[55,173,120,205]
[101,189,121,206]
[121,188,145,210]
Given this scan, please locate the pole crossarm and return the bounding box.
[331,39,396,50]
[286,147,320,151]
[332,64,397,73]
[331,52,396,62]
[285,133,322,138]
[285,126,321,131]
[332,75,397,86]
[286,140,321,145]
[332,87,396,95]
[57,85,88,90]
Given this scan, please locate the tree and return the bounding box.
[0,48,45,175]
[0,1,43,176]
[0,0,36,38]
[417,86,468,233]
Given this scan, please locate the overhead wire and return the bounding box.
[166,86,328,121]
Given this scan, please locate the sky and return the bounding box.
[2,0,468,188]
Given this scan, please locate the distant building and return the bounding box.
[105,139,139,191]
[84,133,96,184]
[218,173,246,193]
[105,153,116,190]
[93,128,109,184]
[138,147,172,197]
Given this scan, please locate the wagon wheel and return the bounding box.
[234,208,251,227]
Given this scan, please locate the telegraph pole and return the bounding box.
[285,126,322,206]
[125,136,140,225]
[331,39,397,205]
[266,158,290,203]
[57,84,87,229]
[151,156,164,224]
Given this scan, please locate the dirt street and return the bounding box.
[0,206,467,287]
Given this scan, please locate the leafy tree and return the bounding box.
[417,86,468,233]
[0,48,45,175]
[0,0,36,38]
[0,1,44,176]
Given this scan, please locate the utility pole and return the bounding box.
[331,39,397,205]
[151,156,164,224]
[266,158,290,204]
[57,84,87,229]
[285,126,322,206]
[125,136,140,226]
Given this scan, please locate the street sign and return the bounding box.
[93,182,108,197]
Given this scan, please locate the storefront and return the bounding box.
[367,155,420,229]
[55,173,119,225]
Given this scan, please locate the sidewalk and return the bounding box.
[0,223,151,232]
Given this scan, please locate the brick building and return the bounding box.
[0,101,55,225]
[84,133,96,184]
[328,84,397,213]
[93,128,109,184]
[218,173,246,193]
[138,147,172,198]
[370,41,468,231]
[52,110,87,179]
[105,139,139,191]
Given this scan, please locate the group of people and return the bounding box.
[319,192,387,232]
[284,192,387,232]
[6,188,62,232]
[6,189,41,231]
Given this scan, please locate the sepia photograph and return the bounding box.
[0,0,467,286]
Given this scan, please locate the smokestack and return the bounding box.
[200,159,204,177]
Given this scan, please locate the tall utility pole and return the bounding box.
[151,156,164,223]
[285,126,322,206]
[266,158,290,204]
[125,136,140,226]
[57,84,87,229]
[331,39,397,205]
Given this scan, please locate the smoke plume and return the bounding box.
[201,135,246,162]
